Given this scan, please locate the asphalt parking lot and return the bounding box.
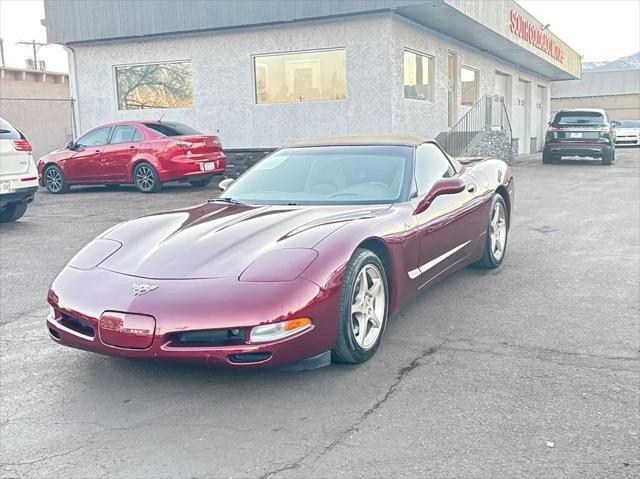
[1,148,639,478]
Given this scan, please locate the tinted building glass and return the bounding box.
[116,62,193,110]
[404,50,434,101]
[254,49,346,104]
[461,66,479,106]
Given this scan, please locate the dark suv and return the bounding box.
[543,109,618,165]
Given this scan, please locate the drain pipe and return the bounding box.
[65,44,81,138]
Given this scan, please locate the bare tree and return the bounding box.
[116,62,193,109]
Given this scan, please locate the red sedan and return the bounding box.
[37,121,226,193]
[46,136,513,369]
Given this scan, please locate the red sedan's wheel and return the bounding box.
[133,163,162,193]
[332,248,389,364]
[474,194,509,269]
[44,165,69,194]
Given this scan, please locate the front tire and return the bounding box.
[44,165,69,194]
[332,248,389,364]
[133,163,162,193]
[474,194,509,269]
[0,201,28,222]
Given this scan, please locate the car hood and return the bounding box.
[98,202,388,279]
[39,147,72,161]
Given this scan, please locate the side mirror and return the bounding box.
[414,178,466,215]
[611,121,621,128]
[66,141,76,150]
[218,178,234,191]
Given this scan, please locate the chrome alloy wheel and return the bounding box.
[135,165,155,191]
[350,264,386,350]
[490,201,507,261]
[45,168,63,192]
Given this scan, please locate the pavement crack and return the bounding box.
[442,338,639,373]
[258,342,445,479]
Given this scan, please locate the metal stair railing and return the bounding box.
[439,94,512,157]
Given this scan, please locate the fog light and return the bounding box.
[249,318,312,343]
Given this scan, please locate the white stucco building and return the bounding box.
[44,0,580,157]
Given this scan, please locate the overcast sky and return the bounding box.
[1,0,639,73]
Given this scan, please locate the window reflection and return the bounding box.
[404,50,433,101]
[254,49,347,104]
[115,61,193,110]
[461,66,479,106]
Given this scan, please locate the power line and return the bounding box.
[16,40,49,69]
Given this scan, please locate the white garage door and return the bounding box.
[534,85,547,151]
[514,79,530,154]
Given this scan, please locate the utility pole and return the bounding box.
[16,40,48,70]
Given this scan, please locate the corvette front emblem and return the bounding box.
[132,283,159,296]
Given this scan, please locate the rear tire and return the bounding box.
[542,151,553,164]
[133,163,162,193]
[44,165,69,194]
[189,177,213,188]
[332,248,389,364]
[474,194,509,269]
[602,149,613,165]
[0,201,28,222]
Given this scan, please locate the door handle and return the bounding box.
[129,145,135,149]
[467,183,477,193]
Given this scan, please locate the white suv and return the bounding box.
[0,117,38,222]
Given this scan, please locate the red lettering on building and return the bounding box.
[509,9,565,64]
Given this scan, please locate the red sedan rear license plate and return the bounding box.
[202,162,215,171]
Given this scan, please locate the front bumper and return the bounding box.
[46,266,339,367]
[615,136,640,146]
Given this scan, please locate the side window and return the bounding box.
[110,125,141,144]
[413,143,455,196]
[77,127,110,148]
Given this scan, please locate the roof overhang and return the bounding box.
[395,0,581,80]
[44,0,580,80]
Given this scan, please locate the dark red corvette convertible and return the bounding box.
[37,121,226,193]
[46,136,513,368]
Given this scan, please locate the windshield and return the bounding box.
[618,120,640,128]
[143,122,203,137]
[223,145,413,205]
[554,112,605,125]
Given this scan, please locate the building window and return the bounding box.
[115,61,193,110]
[460,66,479,106]
[404,49,433,101]
[254,49,346,104]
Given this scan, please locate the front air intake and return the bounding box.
[228,352,272,364]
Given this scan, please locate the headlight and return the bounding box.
[67,238,122,270]
[239,248,318,282]
[250,317,312,343]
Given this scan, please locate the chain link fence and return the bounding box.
[0,97,76,160]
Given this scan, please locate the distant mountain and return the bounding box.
[583,52,640,72]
